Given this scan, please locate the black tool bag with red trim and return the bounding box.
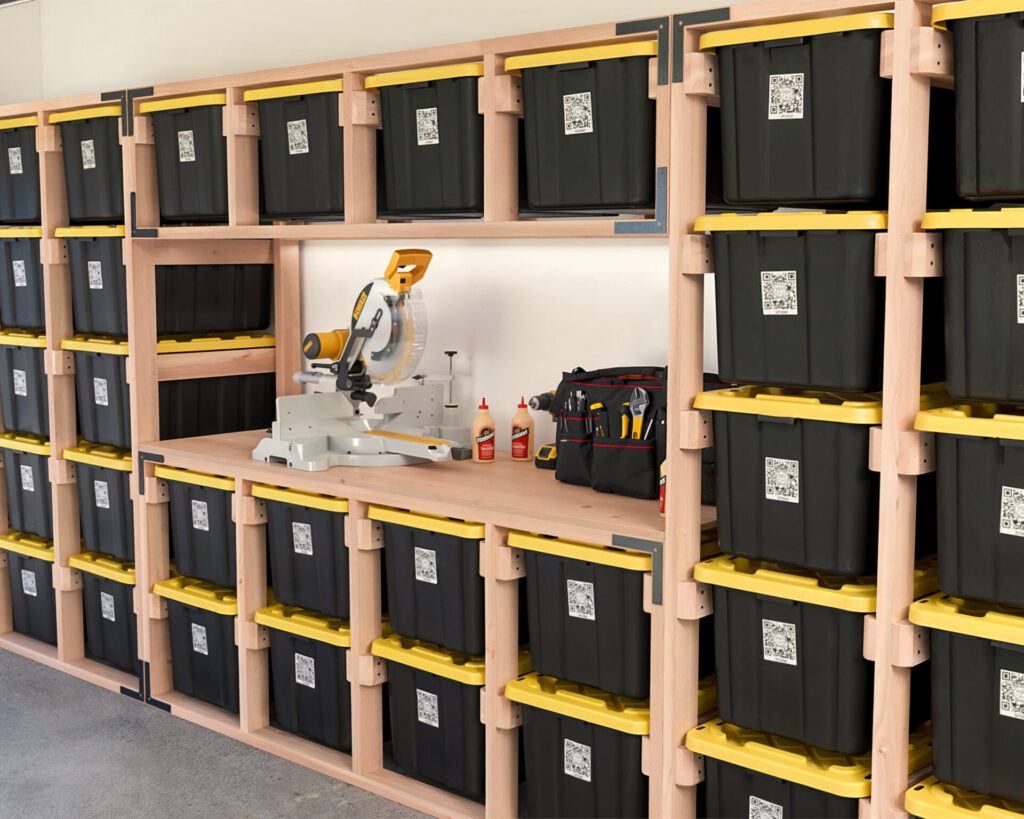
[553,366,667,500]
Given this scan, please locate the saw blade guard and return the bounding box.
[360,279,428,385]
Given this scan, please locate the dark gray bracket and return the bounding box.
[616,16,670,85]
[612,534,663,604]
[672,8,731,83]
[137,451,165,496]
[131,191,158,238]
[614,166,667,235]
[142,662,171,712]
[119,657,145,701]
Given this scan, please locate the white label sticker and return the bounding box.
[191,499,209,532]
[761,270,798,316]
[415,107,440,146]
[566,578,596,621]
[191,622,209,655]
[1020,52,1024,103]
[1000,669,1024,720]
[81,138,96,170]
[294,652,316,689]
[20,464,34,492]
[765,457,800,504]
[762,619,798,666]
[1000,486,1024,537]
[93,376,109,407]
[749,795,784,819]
[87,260,103,290]
[100,590,116,622]
[287,119,310,155]
[416,688,439,727]
[1018,275,1024,324]
[292,521,313,555]
[563,738,592,782]
[414,546,438,584]
[12,259,26,287]
[769,73,804,120]
[12,368,26,397]
[8,146,22,175]
[94,479,110,509]
[21,569,37,597]
[177,129,196,163]
[563,92,594,135]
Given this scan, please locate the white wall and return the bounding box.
[0,0,43,105]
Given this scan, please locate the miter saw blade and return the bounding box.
[359,278,427,384]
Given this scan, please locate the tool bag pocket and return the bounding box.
[554,411,593,487]
[592,439,658,499]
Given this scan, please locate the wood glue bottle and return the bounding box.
[511,397,534,462]
[472,398,496,463]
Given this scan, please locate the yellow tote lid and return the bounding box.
[0,531,54,563]
[915,403,1024,441]
[0,432,50,456]
[0,227,42,238]
[508,531,652,571]
[61,333,275,355]
[372,633,530,685]
[0,329,46,348]
[698,674,717,716]
[906,775,1024,818]
[49,105,122,124]
[922,207,1024,229]
[933,0,1024,28]
[63,442,132,471]
[255,603,351,648]
[55,225,126,238]
[252,483,348,514]
[505,42,656,72]
[694,555,939,613]
[505,671,650,735]
[153,576,237,615]
[700,12,894,51]
[365,64,483,89]
[0,115,38,130]
[139,93,227,114]
[61,336,127,355]
[153,465,235,492]
[368,505,485,540]
[68,551,135,585]
[910,593,1024,647]
[694,211,887,232]
[243,79,342,102]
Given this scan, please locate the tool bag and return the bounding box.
[554,366,667,500]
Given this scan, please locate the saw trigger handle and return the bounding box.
[303,330,350,361]
[383,249,432,294]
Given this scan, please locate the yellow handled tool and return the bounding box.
[629,387,649,440]
[303,329,350,361]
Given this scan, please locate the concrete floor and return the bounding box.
[0,649,426,818]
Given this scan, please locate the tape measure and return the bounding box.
[534,444,557,470]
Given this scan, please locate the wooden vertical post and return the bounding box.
[342,73,379,224]
[481,54,520,223]
[272,239,301,398]
[225,88,260,227]
[235,480,270,733]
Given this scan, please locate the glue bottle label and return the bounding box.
[476,427,495,461]
[511,426,530,459]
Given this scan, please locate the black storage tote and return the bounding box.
[506,671,649,819]
[63,442,134,562]
[370,506,485,655]
[0,433,53,541]
[50,104,124,223]
[154,576,239,712]
[698,211,945,392]
[507,43,656,212]
[69,551,137,674]
[256,484,348,619]
[0,227,44,330]
[0,331,49,436]
[62,336,132,449]
[366,64,483,216]
[695,554,936,755]
[139,94,228,223]
[59,226,128,337]
[704,13,893,205]
[156,466,236,588]
[0,115,40,223]
[511,530,650,699]
[906,776,1024,819]
[694,386,940,576]
[254,603,354,752]
[2,534,56,645]
[244,80,343,218]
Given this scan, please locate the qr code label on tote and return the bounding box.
[416,688,439,727]
[287,119,309,155]
[93,377,109,407]
[749,795,784,819]
[563,738,592,782]
[8,146,22,175]
[80,138,96,170]
[12,259,26,287]
[294,652,316,689]
[20,465,34,492]
[768,73,804,120]
[12,368,26,396]
[21,569,36,597]
[191,623,208,655]
[292,521,313,555]
[1000,486,1024,537]
[765,457,800,504]
[761,271,798,316]
[415,107,440,146]
[177,129,196,163]
[566,579,596,621]
[100,591,116,622]
[191,499,210,531]
[563,92,594,135]
[88,260,103,290]
[414,546,438,584]
[1000,669,1024,720]
[762,619,798,666]
[94,479,110,509]
[1020,52,1024,103]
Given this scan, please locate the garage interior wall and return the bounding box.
[0,0,724,449]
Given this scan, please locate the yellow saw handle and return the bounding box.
[383,249,432,294]
[303,329,350,361]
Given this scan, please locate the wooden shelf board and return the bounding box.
[0,632,139,695]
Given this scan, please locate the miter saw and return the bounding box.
[253,249,468,470]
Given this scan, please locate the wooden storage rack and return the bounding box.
[0,2,958,816]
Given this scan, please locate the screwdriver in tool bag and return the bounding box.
[590,402,606,438]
